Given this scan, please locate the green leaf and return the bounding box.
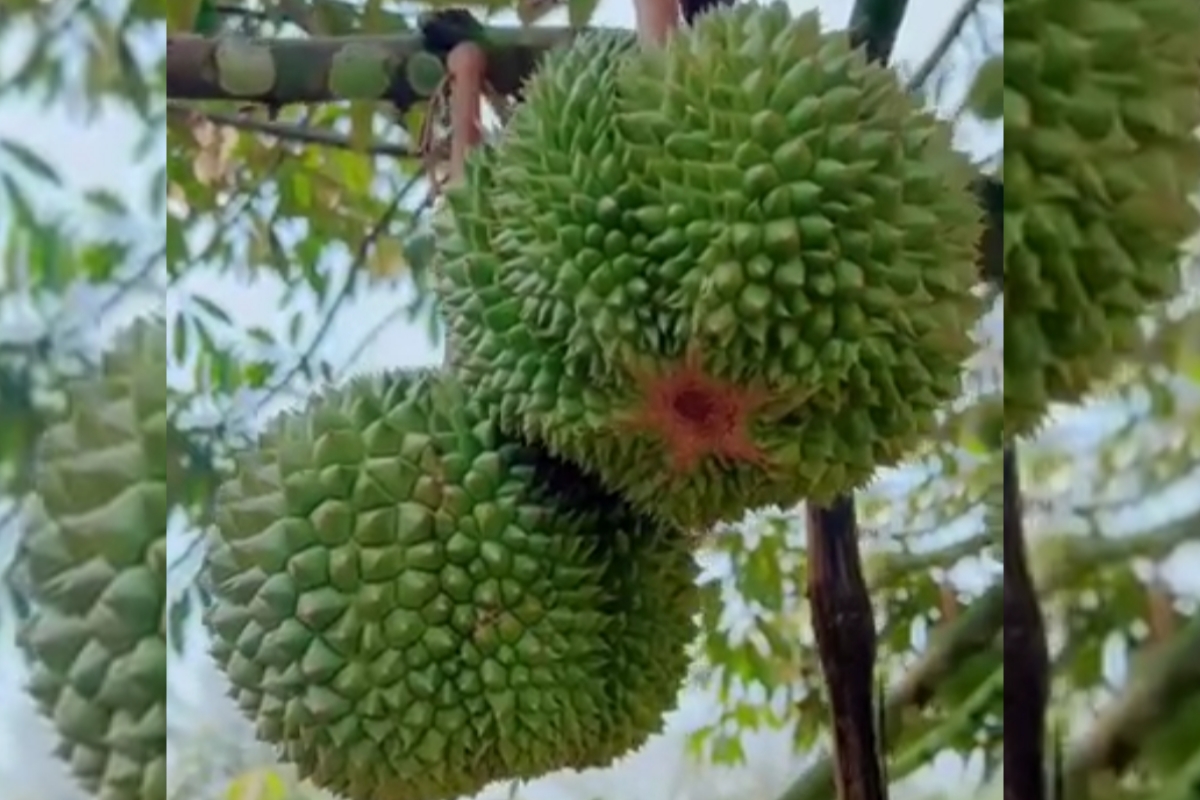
[172,314,189,365]
[242,360,274,388]
[965,56,1003,121]
[27,224,67,289]
[225,768,288,800]
[78,241,124,282]
[168,0,203,32]
[288,310,304,345]
[168,589,192,653]
[246,326,275,345]
[312,0,364,35]
[0,138,62,184]
[1,175,37,227]
[709,731,745,765]
[116,38,152,115]
[84,188,128,216]
[193,295,232,326]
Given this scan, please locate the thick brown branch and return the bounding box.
[805,499,888,800]
[973,175,1002,287]
[166,29,576,108]
[1003,446,1050,800]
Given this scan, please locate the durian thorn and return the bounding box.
[633,0,679,46]
[447,41,487,187]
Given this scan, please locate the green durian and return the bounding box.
[202,370,697,800]
[17,318,168,800]
[997,0,1200,435]
[439,4,982,528]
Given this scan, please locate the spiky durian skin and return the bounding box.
[438,4,981,528]
[203,370,697,800]
[1001,0,1200,436]
[17,318,168,800]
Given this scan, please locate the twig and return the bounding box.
[168,528,207,576]
[246,170,425,419]
[96,245,166,319]
[338,299,411,377]
[167,100,414,158]
[905,0,985,92]
[337,194,439,377]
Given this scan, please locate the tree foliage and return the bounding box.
[1,1,1199,799]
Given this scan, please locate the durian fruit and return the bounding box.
[17,318,168,800]
[439,3,982,529]
[1000,0,1200,435]
[203,370,698,800]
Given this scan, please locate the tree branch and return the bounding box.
[167,100,414,157]
[1004,445,1051,800]
[905,0,985,92]
[166,28,578,108]
[1062,614,1200,794]
[804,499,887,800]
[774,499,1200,800]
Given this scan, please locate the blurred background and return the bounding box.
[0,1,1197,799]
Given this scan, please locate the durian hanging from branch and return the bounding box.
[438,3,984,529]
[202,370,699,800]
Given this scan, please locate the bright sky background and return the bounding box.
[0,1,1194,799]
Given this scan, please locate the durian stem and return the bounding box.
[440,41,486,370]
[973,176,1003,287]
[805,498,889,800]
[633,0,679,45]
[847,0,910,63]
[678,0,731,25]
[447,41,486,186]
[1002,446,1050,800]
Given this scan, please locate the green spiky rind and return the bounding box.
[18,317,168,800]
[582,523,697,760]
[203,370,697,800]
[440,6,981,527]
[1002,0,1200,436]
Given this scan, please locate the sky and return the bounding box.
[0,1,1195,799]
